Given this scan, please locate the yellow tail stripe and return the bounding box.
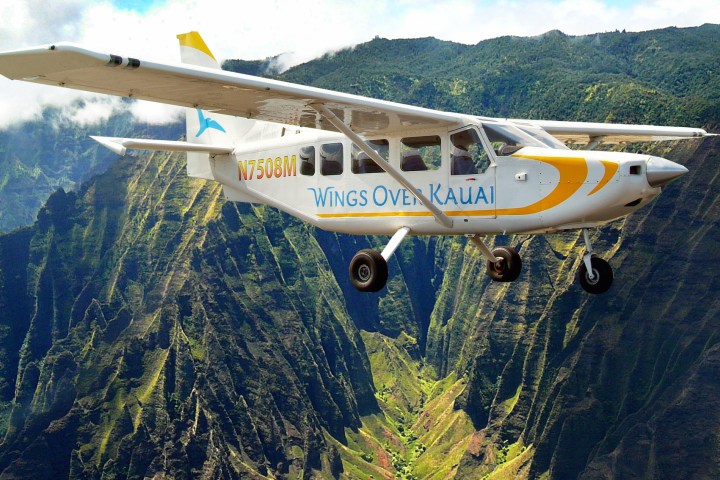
[176,31,217,61]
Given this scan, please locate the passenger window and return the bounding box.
[299,146,315,176]
[352,139,389,174]
[401,136,441,171]
[451,129,490,175]
[320,143,343,176]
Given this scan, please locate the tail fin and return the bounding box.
[177,31,290,180]
[177,32,231,179]
[177,32,220,69]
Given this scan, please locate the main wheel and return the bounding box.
[577,256,613,294]
[486,246,522,282]
[349,249,388,292]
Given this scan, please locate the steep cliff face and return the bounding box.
[0,152,376,478]
[426,137,720,479]
[0,109,181,233]
[0,26,718,480]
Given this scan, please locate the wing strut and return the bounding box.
[310,103,453,229]
[584,136,605,151]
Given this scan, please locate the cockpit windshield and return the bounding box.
[481,122,547,156]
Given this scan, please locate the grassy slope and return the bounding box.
[0,24,718,479]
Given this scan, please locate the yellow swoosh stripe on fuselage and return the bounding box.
[316,154,589,219]
[587,160,619,196]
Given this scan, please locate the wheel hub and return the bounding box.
[493,258,505,273]
[585,268,600,285]
[358,264,371,282]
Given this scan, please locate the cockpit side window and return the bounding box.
[352,139,389,174]
[451,129,490,175]
[401,136,441,171]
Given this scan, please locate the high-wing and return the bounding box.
[509,118,709,144]
[0,42,711,143]
[0,43,462,136]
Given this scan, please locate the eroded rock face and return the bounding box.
[0,137,717,479]
[438,136,720,479]
[0,25,719,479]
[0,152,377,479]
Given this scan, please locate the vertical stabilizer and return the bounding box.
[177,32,292,180]
[177,32,220,69]
[178,31,227,179]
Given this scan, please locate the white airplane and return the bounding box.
[0,32,712,294]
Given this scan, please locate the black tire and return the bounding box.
[577,256,613,294]
[486,246,522,282]
[349,249,388,292]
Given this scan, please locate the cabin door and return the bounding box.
[448,126,496,218]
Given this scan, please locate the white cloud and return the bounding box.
[3,0,719,62]
[0,81,101,129]
[0,0,719,130]
[0,0,87,47]
[0,83,46,129]
[129,100,184,125]
[65,97,123,126]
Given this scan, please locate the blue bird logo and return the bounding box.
[195,109,226,137]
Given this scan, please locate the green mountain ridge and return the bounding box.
[265,24,720,127]
[0,152,378,478]
[0,107,182,234]
[0,24,718,479]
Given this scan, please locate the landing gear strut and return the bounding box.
[576,229,613,294]
[348,229,614,294]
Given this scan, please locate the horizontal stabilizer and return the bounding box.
[90,136,234,156]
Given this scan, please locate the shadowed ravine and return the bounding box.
[0,135,716,479]
[0,25,719,479]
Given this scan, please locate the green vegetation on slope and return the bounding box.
[258,24,720,128]
[354,331,475,480]
[0,24,718,479]
[0,107,182,233]
[0,152,379,478]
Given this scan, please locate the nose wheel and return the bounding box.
[576,229,613,294]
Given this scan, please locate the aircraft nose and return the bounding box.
[646,156,689,187]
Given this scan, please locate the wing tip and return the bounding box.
[90,135,127,156]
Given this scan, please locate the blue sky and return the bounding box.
[111,0,166,13]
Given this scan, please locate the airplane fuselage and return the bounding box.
[211,122,662,236]
[0,33,698,294]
